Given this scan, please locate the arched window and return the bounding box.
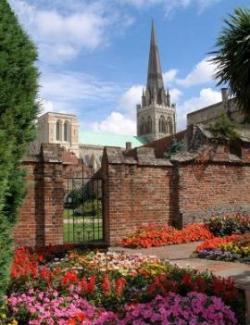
[168,117,173,135]
[159,116,166,133]
[64,121,69,141]
[147,116,152,133]
[56,120,60,141]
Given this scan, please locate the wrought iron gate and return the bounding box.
[64,177,103,244]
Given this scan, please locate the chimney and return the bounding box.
[126,142,132,151]
[221,88,228,107]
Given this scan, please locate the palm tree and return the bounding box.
[211,8,250,117]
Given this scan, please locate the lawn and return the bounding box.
[64,217,103,243]
[63,198,103,243]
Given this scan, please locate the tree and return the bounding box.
[0,0,38,297]
[211,8,250,116]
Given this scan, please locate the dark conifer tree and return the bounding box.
[0,0,38,297]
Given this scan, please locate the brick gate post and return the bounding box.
[41,144,64,247]
[14,144,64,248]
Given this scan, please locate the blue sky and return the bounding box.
[10,0,249,134]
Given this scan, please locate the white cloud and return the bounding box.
[40,71,122,103]
[177,88,221,129]
[163,69,178,85]
[119,0,221,13]
[92,112,136,135]
[164,0,221,15]
[170,88,182,102]
[9,0,133,63]
[120,0,164,7]
[38,99,56,115]
[177,57,216,87]
[118,85,143,113]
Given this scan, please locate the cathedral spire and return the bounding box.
[147,21,164,92]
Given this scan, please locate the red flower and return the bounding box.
[62,270,78,286]
[120,224,213,248]
[40,267,52,283]
[115,277,126,297]
[87,275,96,294]
[102,273,111,296]
[181,273,192,287]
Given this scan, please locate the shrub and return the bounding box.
[206,215,250,236]
[0,0,38,298]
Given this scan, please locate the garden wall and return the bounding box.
[14,137,250,248]
[178,162,250,226]
[102,141,250,244]
[102,147,174,245]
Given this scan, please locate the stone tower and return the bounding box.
[37,112,79,156]
[137,22,176,142]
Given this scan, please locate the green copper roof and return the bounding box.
[79,130,147,148]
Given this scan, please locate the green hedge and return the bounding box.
[0,0,38,298]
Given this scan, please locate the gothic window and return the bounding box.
[64,121,69,141]
[168,117,173,135]
[159,115,166,133]
[147,116,152,133]
[56,120,61,141]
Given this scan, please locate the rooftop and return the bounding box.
[79,130,147,148]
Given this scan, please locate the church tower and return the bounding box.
[137,22,176,142]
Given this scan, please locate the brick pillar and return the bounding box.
[42,145,64,246]
[14,144,64,248]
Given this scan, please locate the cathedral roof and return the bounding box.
[79,130,147,148]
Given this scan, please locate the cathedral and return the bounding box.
[35,22,176,169]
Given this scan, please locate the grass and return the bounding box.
[63,209,103,243]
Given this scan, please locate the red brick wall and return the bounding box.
[103,161,173,245]
[14,158,64,248]
[178,162,250,225]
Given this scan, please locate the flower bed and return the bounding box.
[205,215,250,237]
[2,247,246,324]
[120,224,213,248]
[195,233,250,263]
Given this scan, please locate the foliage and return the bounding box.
[210,8,250,116]
[209,114,239,139]
[4,249,245,324]
[120,223,213,248]
[206,215,250,236]
[164,140,185,159]
[0,0,38,297]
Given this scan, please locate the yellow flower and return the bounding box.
[7,320,18,325]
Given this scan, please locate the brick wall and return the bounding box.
[102,147,174,245]
[14,136,250,248]
[103,140,250,245]
[178,162,250,225]
[14,144,64,248]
